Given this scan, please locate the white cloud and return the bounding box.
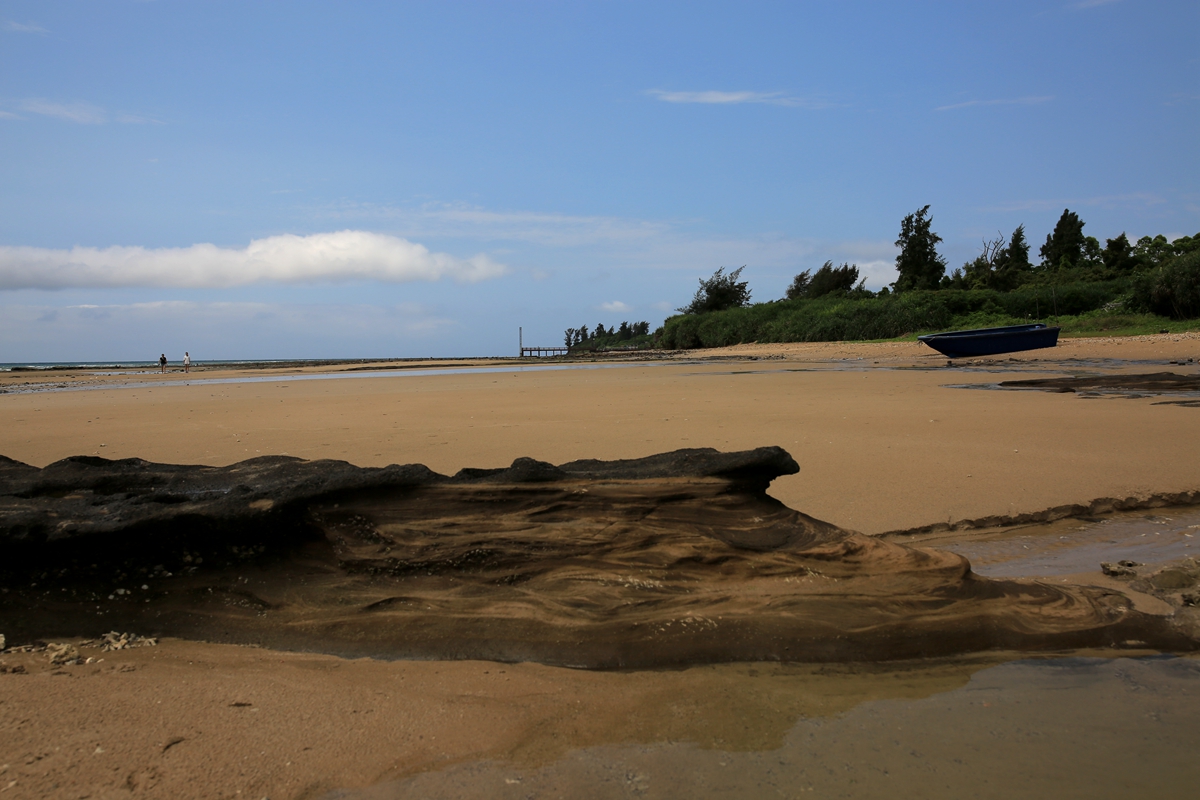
[646,89,831,109]
[847,260,896,291]
[3,20,48,33]
[936,96,1053,111]
[0,230,508,290]
[600,300,632,313]
[0,110,21,120]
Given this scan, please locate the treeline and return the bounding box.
[662,283,1129,349]
[564,320,652,351]
[658,206,1200,349]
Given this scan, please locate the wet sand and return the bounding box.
[3,334,1200,799]
[0,641,1017,800]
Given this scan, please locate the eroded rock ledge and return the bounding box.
[1,447,1196,667]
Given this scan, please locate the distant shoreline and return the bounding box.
[0,350,676,372]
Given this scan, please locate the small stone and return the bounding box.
[45,643,80,666]
[1101,562,1137,577]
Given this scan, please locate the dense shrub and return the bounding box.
[659,281,1133,349]
[1136,250,1200,319]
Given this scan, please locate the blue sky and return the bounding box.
[1,0,1197,361]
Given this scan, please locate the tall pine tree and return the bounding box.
[1039,209,1087,269]
[892,205,947,292]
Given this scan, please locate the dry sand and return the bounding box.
[3,334,1200,799]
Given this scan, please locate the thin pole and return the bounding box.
[519,326,523,356]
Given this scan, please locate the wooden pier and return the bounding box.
[518,327,569,357]
[520,346,569,357]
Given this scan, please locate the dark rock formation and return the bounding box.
[2,447,1196,667]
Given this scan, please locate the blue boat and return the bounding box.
[917,323,1060,358]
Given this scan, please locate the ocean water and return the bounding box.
[0,359,301,372]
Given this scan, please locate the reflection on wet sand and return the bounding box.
[916,507,1200,578]
[335,656,1200,800]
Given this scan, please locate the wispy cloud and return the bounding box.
[322,200,909,289]
[1165,93,1200,106]
[1074,0,1122,9]
[600,300,632,313]
[14,99,163,125]
[983,192,1167,213]
[936,96,1053,111]
[0,110,21,120]
[324,200,912,291]
[20,99,107,124]
[3,20,48,33]
[326,202,670,248]
[115,113,164,125]
[646,89,832,109]
[0,231,507,290]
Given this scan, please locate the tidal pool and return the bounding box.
[941,508,1200,578]
[328,655,1200,800]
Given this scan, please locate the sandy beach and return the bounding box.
[3,334,1200,799]
[3,334,1199,534]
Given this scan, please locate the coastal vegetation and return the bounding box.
[564,320,654,352]
[659,207,1200,350]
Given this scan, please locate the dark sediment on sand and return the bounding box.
[2,447,1199,667]
[999,371,1200,394]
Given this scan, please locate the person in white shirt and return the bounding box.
[183,352,191,373]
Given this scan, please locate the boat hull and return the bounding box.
[918,324,1060,358]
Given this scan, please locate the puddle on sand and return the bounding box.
[940,507,1200,578]
[327,656,1200,800]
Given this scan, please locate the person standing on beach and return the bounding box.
[159,353,167,373]
[183,352,191,373]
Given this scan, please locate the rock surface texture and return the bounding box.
[1,447,1196,667]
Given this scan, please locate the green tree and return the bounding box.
[1101,233,1139,274]
[1005,224,1032,272]
[785,270,812,300]
[992,224,1033,291]
[1135,232,1200,269]
[678,266,752,314]
[892,205,946,292]
[807,261,861,298]
[1039,209,1087,269]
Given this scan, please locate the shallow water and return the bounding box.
[0,360,674,393]
[943,508,1200,578]
[328,655,1200,800]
